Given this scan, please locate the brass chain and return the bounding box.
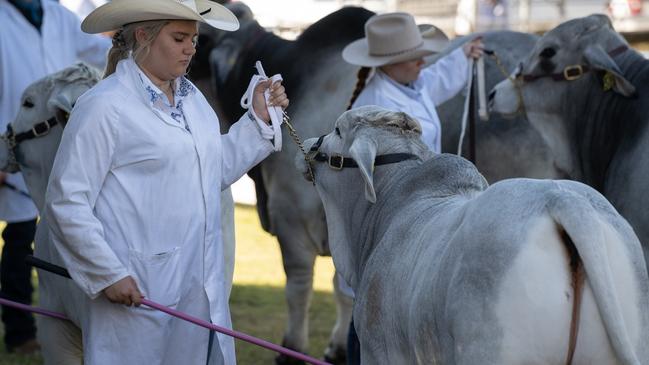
[282,111,316,185]
[487,50,527,116]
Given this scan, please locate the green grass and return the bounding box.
[0,205,337,364]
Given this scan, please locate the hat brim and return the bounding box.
[342,25,449,67]
[81,0,239,34]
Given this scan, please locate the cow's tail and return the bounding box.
[548,189,640,365]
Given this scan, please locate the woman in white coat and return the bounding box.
[343,12,483,153]
[44,0,288,364]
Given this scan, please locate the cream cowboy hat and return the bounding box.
[342,12,449,67]
[81,0,239,34]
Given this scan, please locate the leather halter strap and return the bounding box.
[1,116,63,172]
[308,134,418,171]
[312,151,418,170]
[7,117,58,144]
[519,45,629,83]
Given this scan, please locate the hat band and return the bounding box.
[369,41,424,57]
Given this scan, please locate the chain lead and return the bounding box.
[282,111,316,185]
[487,50,527,116]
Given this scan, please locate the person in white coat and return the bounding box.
[343,12,484,154]
[0,0,110,354]
[341,12,483,365]
[43,0,289,364]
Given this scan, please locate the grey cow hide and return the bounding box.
[298,106,649,365]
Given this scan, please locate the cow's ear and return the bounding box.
[349,134,377,203]
[583,45,636,97]
[47,88,76,128]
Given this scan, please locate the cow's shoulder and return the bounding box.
[401,154,488,198]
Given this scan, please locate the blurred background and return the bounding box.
[2,1,648,364]
[59,0,649,39]
[60,0,649,206]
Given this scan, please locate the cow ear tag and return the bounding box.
[602,71,615,92]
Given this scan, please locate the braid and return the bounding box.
[346,67,371,111]
[104,28,131,79]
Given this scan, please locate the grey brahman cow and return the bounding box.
[296,105,649,364]
[490,14,649,267]
[193,4,561,362]
[0,63,236,363]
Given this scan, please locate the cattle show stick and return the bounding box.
[25,255,332,365]
[0,297,68,321]
[1,181,31,198]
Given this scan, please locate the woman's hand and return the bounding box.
[252,80,290,124]
[463,37,484,59]
[103,276,144,306]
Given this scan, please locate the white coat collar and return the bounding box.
[132,60,197,109]
[376,69,422,98]
[114,57,197,129]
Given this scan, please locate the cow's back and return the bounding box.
[355,161,649,363]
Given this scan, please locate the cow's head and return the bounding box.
[296,106,430,287]
[489,14,636,179]
[0,63,99,207]
[299,106,429,203]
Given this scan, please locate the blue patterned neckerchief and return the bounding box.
[134,65,196,132]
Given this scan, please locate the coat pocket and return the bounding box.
[129,246,183,306]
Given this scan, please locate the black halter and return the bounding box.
[308,134,418,171]
[6,117,58,144]
[1,115,63,172]
[517,45,629,83]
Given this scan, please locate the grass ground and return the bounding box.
[0,205,337,364]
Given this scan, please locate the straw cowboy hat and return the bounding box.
[81,0,239,34]
[343,12,449,67]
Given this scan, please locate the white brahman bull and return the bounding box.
[296,105,649,364]
[0,63,236,363]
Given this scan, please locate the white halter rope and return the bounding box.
[457,56,488,156]
[240,61,284,151]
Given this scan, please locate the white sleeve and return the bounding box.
[63,7,111,70]
[219,113,274,189]
[45,94,129,299]
[421,47,470,106]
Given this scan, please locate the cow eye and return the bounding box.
[22,98,34,108]
[335,127,341,136]
[539,47,556,59]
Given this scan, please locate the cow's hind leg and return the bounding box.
[275,233,317,365]
[37,316,82,365]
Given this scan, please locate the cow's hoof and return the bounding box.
[323,344,347,365]
[274,353,306,365]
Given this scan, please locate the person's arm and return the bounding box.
[220,79,289,187]
[422,37,484,106]
[219,112,275,188]
[421,47,470,106]
[45,93,133,301]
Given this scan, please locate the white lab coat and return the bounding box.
[0,0,110,222]
[45,57,274,364]
[352,48,468,153]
